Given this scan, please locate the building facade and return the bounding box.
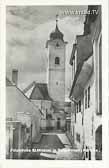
[24,81,66,131]
[6,72,41,159]
[69,6,102,160]
[24,82,54,130]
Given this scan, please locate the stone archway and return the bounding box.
[95,125,102,160]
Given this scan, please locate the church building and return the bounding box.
[24,16,68,131]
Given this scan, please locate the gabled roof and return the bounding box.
[24,82,52,101]
[6,77,42,121]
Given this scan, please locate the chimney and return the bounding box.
[12,69,18,86]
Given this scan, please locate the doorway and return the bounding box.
[57,118,61,129]
[95,125,102,160]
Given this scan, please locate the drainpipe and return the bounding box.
[30,122,33,150]
[83,96,85,156]
[70,96,77,146]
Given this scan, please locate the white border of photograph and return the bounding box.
[0,0,109,168]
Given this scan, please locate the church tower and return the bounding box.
[46,15,67,103]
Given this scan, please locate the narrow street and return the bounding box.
[33,134,64,149]
[22,133,83,160]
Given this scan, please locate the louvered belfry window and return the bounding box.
[55,57,60,65]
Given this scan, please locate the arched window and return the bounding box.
[56,42,60,47]
[55,57,60,65]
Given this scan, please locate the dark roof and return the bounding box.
[69,6,100,98]
[50,23,64,41]
[69,62,84,98]
[84,5,100,35]
[28,83,52,101]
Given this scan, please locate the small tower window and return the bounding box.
[55,57,60,65]
[56,42,60,47]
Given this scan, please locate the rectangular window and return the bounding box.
[85,90,87,109]
[75,104,76,123]
[76,103,78,113]
[55,57,60,65]
[26,128,30,133]
[88,86,90,108]
[75,50,77,73]
[79,100,81,112]
[76,133,80,143]
[75,112,76,123]
[82,115,83,125]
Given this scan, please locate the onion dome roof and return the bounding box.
[50,16,64,41]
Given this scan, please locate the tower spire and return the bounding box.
[48,14,65,41]
[56,14,59,26]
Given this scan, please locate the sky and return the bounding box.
[6,6,87,100]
